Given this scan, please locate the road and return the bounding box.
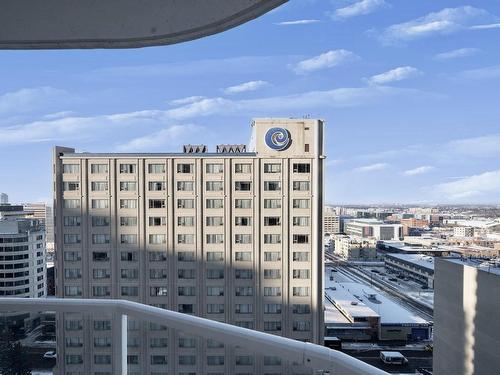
[343,349,433,374]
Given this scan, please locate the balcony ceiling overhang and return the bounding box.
[0,0,287,49]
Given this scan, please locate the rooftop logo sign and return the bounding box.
[265,127,291,151]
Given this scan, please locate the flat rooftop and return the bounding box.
[446,258,500,276]
[385,253,435,272]
[61,152,258,158]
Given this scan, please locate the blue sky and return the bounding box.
[1,0,500,205]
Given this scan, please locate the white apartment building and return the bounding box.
[0,193,8,205]
[345,219,402,241]
[53,118,325,375]
[0,215,46,333]
[453,226,475,238]
[324,212,340,235]
[333,235,377,261]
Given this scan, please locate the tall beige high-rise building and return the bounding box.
[53,118,325,375]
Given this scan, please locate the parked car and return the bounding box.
[43,350,57,359]
[389,278,398,282]
[380,351,408,365]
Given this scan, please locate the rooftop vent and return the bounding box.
[216,144,246,154]
[183,144,207,154]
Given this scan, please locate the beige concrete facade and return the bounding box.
[53,118,324,375]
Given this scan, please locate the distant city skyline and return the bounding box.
[1,0,500,204]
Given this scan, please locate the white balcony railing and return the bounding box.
[0,297,388,375]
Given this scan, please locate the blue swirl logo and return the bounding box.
[265,127,291,151]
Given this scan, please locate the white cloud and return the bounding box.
[403,166,434,176]
[445,134,500,157]
[223,81,269,95]
[169,96,206,106]
[293,49,359,74]
[276,19,321,26]
[115,124,203,152]
[470,23,500,30]
[434,47,480,60]
[42,111,77,120]
[0,87,68,115]
[378,6,495,44]
[456,65,500,81]
[333,0,387,19]
[353,163,388,172]
[367,66,422,85]
[434,170,500,200]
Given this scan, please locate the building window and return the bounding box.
[63,199,80,209]
[293,217,310,226]
[178,355,196,365]
[234,199,251,209]
[151,355,168,365]
[206,163,223,173]
[92,286,110,297]
[64,268,81,279]
[235,163,251,173]
[178,286,196,296]
[149,181,166,191]
[93,252,109,261]
[121,234,137,244]
[91,199,109,209]
[264,163,281,173]
[177,181,194,191]
[150,287,168,296]
[293,287,310,296]
[293,163,311,173]
[207,304,224,314]
[178,252,195,262]
[178,268,195,279]
[93,268,110,279]
[206,234,223,244]
[264,181,281,191]
[149,234,166,244]
[264,304,282,314]
[121,268,139,280]
[92,234,110,244]
[206,199,223,209]
[235,269,253,279]
[91,181,107,191]
[92,216,110,227]
[293,234,309,244]
[206,216,223,226]
[121,286,139,296]
[264,251,281,261]
[293,181,310,191]
[264,287,281,296]
[120,199,137,209]
[235,321,254,329]
[304,144,310,152]
[64,216,81,226]
[150,337,168,348]
[207,269,224,279]
[264,321,281,332]
[149,216,166,226]
[264,356,282,366]
[120,216,137,226]
[235,356,253,366]
[121,251,138,261]
[149,199,166,208]
[64,286,82,296]
[292,304,311,314]
[206,252,224,262]
[234,234,251,244]
[206,181,224,191]
[264,199,281,209]
[149,251,167,262]
[207,286,224,296]
[148,164,165,174]
[178,304,194,314]
[293,321,311,331]
[293,199,310,209]
[235,304,253,314]
[178,199,194,209]
[177,164,193,173]
[65,354,83,364]
[119,181,136,191]
[64,234,81,244]
[151,268,168,279]
[293,252,310,262]
[293,269,310,279]
[63,181,80,191]
[264,217,280,226]
[235,217,251,226]
[235,287,253,296]
[235,252,252,261]
[235,181,251,191]
[119,164,136,174]
[264,234,281,244]
[207,356,225,366]
[63,164,80,174]
[264,269,281,279]
[178,234,194,244]
[178,216,194,226]
[91,164,108,174]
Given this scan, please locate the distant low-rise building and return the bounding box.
[324,212,340,235]
[344,219,402,241]
[453,226,475,238]
[0,193,8,204]
[334,235,377,261]
[385,254,436,288]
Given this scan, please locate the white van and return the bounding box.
[379,351,408,365]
